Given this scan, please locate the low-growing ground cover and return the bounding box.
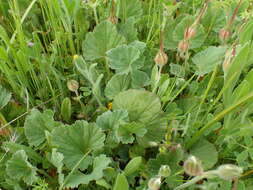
[0,0,253,189]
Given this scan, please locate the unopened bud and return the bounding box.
[219,28,230,42]
[159,165,171,177]
[108,15,118,24]
[178,40,189,53]
[216,164,243,180]
[67,80,79,92]
[183,156,204,176]
[184,27,196,40]
[154,50,168,66]
[148,177,161,190]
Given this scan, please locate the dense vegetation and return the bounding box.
[0,0,253,189]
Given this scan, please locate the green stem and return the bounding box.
[195,66,218,122]
[186,91,253,149]
[93,5,99,25]
[8,0,38,51]
[59,150,91,190]
[169,74,196,103]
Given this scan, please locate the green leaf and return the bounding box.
[2,142,44,163]
[173,16,205,49]
[105,74,131,100]
[124,156,142,176]
[131,70,150,88]
[52,120,105,169]
[83,21,125,60]
[107,44,140,74]
[113,89,167,146]
[24,109,60,147]
[190,139,218,169]
[117,122,147,144]
[118,17,138,42]
[49,149,64,185]
[65,155,111,188]
[96,110,128,147]
[117,0,143,20]
[170,63,185,78]
[6,150,38,185]
[192,46,227,75]
[0,85,11,109]
[113,173,129,190]
[113,89,161,123]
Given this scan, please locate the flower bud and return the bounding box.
[108,15,118,24]
[148,177,161,190]
[216,164,243,180]
[219,28,230,42]
[154,50,168,66]
[183,156,204,176]
[67,80,79,92]
[178,40,189,53]
[159,165,171,177]
[184,27,196,40]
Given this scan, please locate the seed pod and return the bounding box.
[159,165,171,178]
[154,50,168,66]
[184,27,196,40]
[61,97,72,122]
[178,40,189,53]
[108,15,118,24]
[219,28,230,42]
[67,80,79,92]
[216,164,243,180]
[183,156,204,176]
[148,177,161,190]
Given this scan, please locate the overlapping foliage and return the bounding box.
[0,0,253,189]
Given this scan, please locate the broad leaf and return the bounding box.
[6,150,37,185]
[2,142,43,163]
[24,109,60,147]
[105,74,131,100]
[0,85,11,109]
[113,89,167,146]
[117,122,147,144]
[107,44,140,74]
[192,46,227,75]
[65,155,111,188]
[117,0,143,21]
[124,156,142,176]
[113,173,129,190]
[118,18,138,42]
[83,21,125,60]
[96,110,128,147]
[131,69,150,88]
[190,139,218,169]
[52,120,105,169]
